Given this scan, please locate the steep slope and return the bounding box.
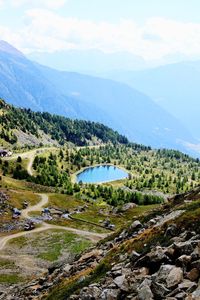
[106,62,200,141]
[0,99,128,147]
[9,186,200,300]
[0,40,197,153]
[37,64,196,152]
[0,41,108,124]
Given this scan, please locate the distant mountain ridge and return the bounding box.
[36,64,197,153]
[105,61,200,142]
[0,40,24,57]
[0,40,198,155]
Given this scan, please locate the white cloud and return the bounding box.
[1,9,200,62]
[0,0,5,8]
[1,0,67,9]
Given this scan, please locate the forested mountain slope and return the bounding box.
[0,99,128,147]
[0,40,196,154]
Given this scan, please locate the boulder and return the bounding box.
[121,203,137,212]
[165,224,179,237]
[186,268,200,281]
[113,274,128,291]
[178,279,197,292]
[154,265,176,283]
[135,246,170,272]
[78,249,103,263]
[63,264,72,273]
[137,279,153,300]
[174,291,187,299]
[191,243,200,260]
[177,255,192,268]
[151,281,170,298]
[79,286,101,300]
[174,241,194,256]
[130,220,143,230]
[147,218,157,226]
[191,287,200,299]
[166,267,183,288]
[133,267,149,279]
[100,288,119,300]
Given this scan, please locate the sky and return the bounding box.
[0,0,200,62]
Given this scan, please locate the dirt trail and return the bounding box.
[0,222,106,251]
[0,194,107,251]
[21,193,48,219]
[3,147,56,175]
[26,152,34,176]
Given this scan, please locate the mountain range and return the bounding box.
[104,62,200,143]
[0,40,198,155]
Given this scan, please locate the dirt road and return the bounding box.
[0,194,107,250]
[3,147,56,175]
[21,193,48,219]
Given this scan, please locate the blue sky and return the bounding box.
[0,0,200,62]
[1,1,200,24]
[58,0,200,23]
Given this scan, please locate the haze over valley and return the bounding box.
[1,2,200,299]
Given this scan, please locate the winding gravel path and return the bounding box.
[0,194,107,251]
[3,147,56,175]
[21,194,49,219]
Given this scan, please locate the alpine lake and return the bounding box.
[76,165,129,184]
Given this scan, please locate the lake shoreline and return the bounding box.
[71,163,130,184]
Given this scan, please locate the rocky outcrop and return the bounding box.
[3,192,200,300]
[68,232,200,300]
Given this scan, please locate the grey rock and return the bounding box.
[63,264,72,273]
[178,279,197,292]
[154,265,175,283]
[191,243,200,260]
[136,246,170,270]
[151,281,170,298]
[121,203,137,212]
[166,267,183,288]
[192,287,200,298]
[174,291,187,299]
[100,288,119,300]
[113,275,126,288]
[147,218,157,226]
[177,255,192,268]
[165,224,179,237]
[79,286,101,300]
[174,241,194,255]
[130,220,143,230]
[137,279,153,300]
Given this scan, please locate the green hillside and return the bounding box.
[0,99,128,147]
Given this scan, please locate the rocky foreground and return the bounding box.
[2,188,200,300]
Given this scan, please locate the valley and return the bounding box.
[0,130,200,299]
[0,41,198,154]
[1,2,200,299]
[0,92,199,300]
[0,145,160,296]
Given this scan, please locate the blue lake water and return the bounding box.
[76,165,129,183]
